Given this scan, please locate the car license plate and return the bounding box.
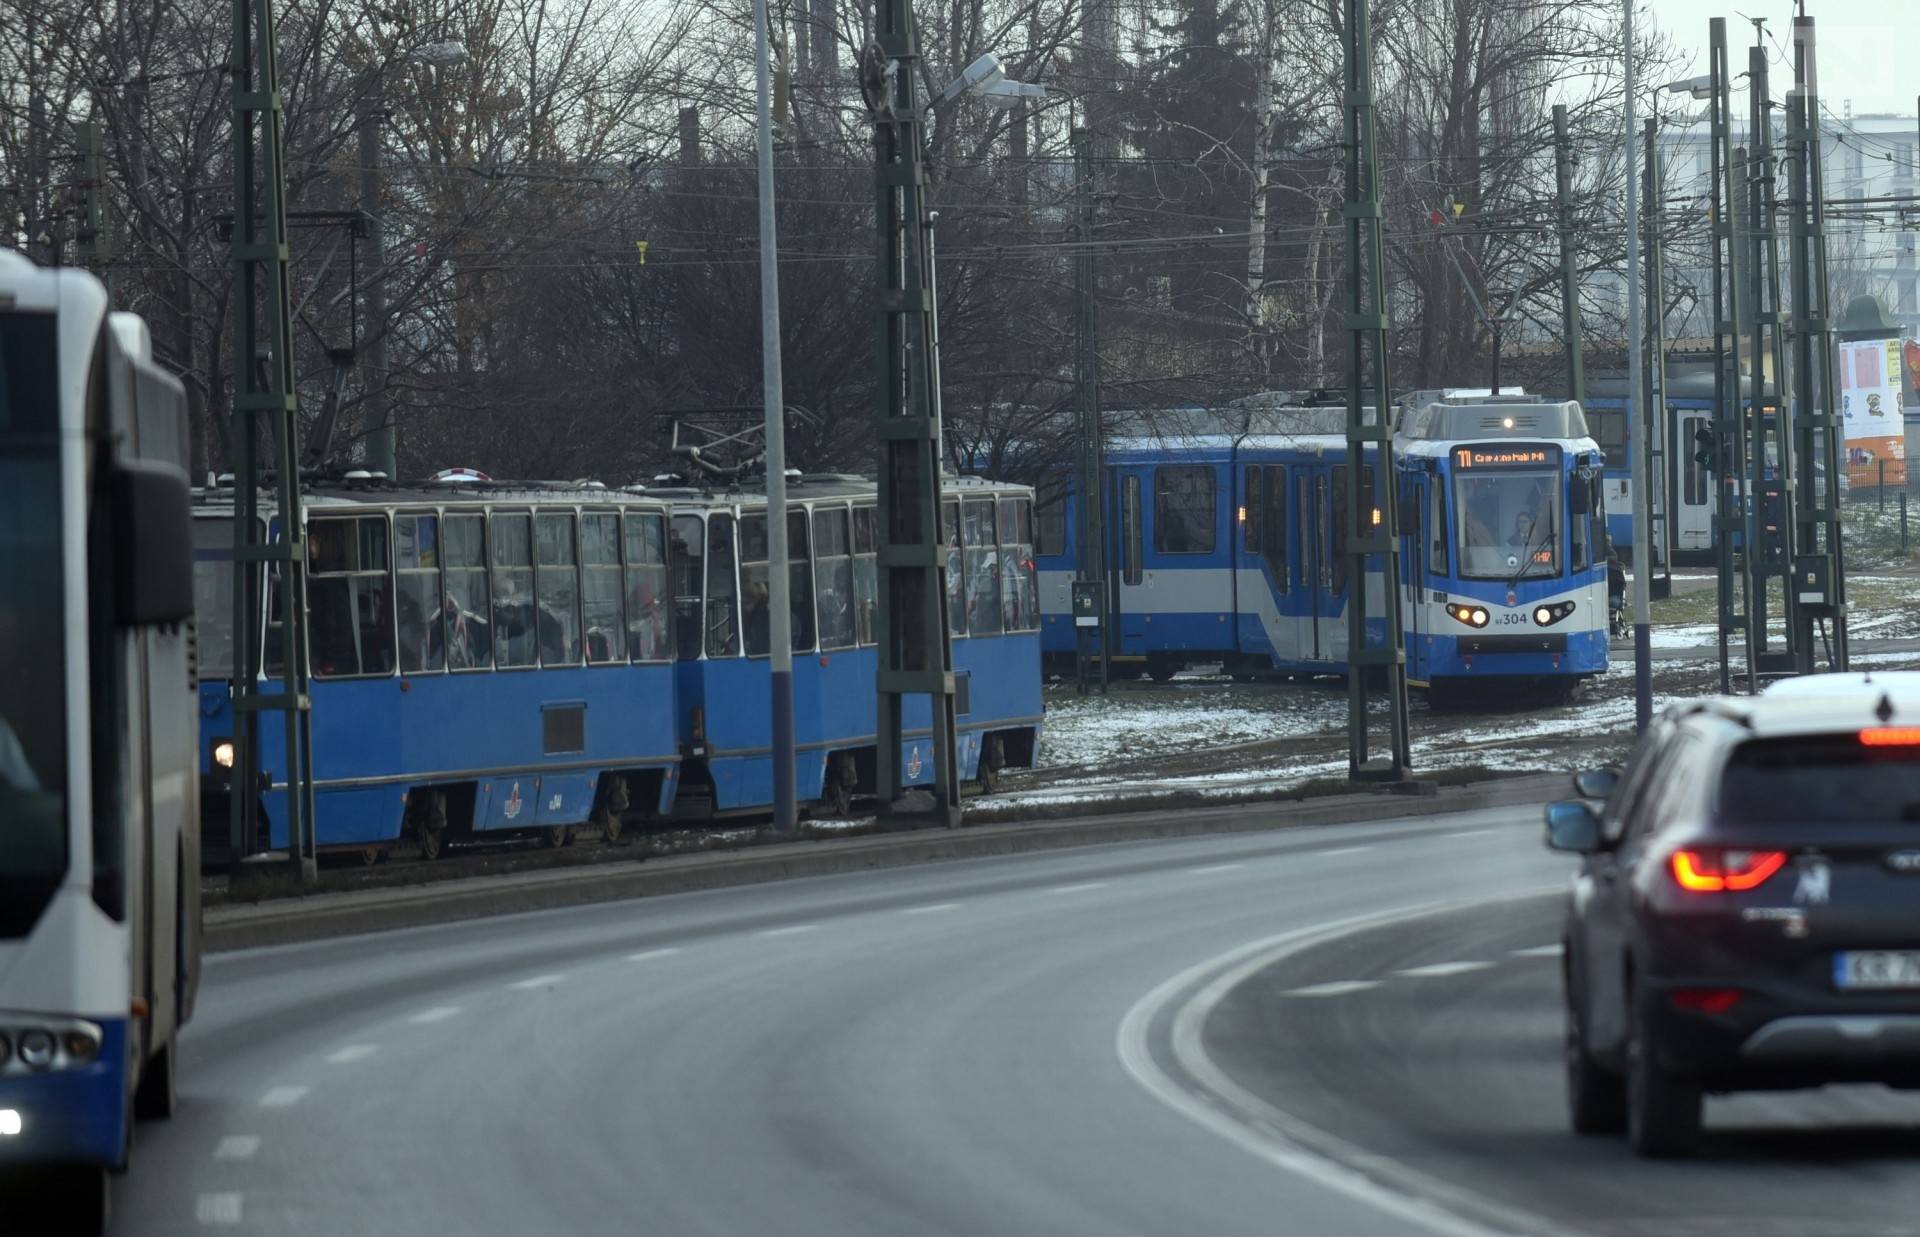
[1834,951,1920,990]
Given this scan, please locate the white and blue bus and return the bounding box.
[0,253,200,1232]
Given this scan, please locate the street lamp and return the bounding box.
[362,38,467,480]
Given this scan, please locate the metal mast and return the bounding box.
[1625,0,1651,731]
[1746,39,1795,676]
[229,0,316,881]
[868,0,962,826]
[1553,105,1585,410]
[1707,17,1755,694]
[1340,0,1411,780]
[1642,116,1672,601]
[1785,14,1848,671]
[1071,125,1108,692]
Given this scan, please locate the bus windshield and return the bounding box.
[1454,470,1560,581]
[0,309,70,936]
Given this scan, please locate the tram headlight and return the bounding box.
[0,1033,10,1066]
[1445,603,1491,629]
[17,1030,54,1071]
[1532,601,1578,627]
[62,1027,100,1063]
[0,1110,20,1137]
[213,740,235,769]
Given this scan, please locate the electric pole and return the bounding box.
[71,120,112,296]
[1553,105,1585,410]
[229,0,316,883]
[1072,125,1108,693]
[1746,38,1796,676]
[1708,17,1756,695]
[1625,0,1651,732]
[358,77,393,479]
[866,0,962,826]
[1340,0,1411,781]
[1643,116,1672,601]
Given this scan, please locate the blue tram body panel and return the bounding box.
[1036,396,1611,694]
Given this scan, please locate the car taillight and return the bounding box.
[1670,988,1743,1014]
[1669,848,1788,893]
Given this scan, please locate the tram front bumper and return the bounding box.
[0,1019,128,1169]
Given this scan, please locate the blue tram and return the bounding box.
[1036,395,1610,700]
[191,472,1044,859]
[655,474,1043,815]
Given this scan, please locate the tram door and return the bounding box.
[1672,411,1713,553]
[1294,465,1334,662]
[1402,474,1428,670]
[1109,465,1149,658]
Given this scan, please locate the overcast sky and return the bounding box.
[1647,0,1913,117]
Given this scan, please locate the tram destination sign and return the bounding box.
[1452,443,1562,470]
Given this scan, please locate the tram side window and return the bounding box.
[1570,472,1591,573]
[623,512,670,662]
[1035,475,1068,557]
[443,514,491,669]
[963,498,1002,635]
[308,516,395,678]
[1121,476,1143,585]
[395,513,444,674]
[1428,481,1448,576]
[998,496,1038,632]
[706,514,740,658]
[491,512,536,667]
[1261,465,1288,592]
[943,500,966,636]
[536,513,582,666]
[852,505,878,646]
[670,515,705,662]
[1244,467,1262,553]
[815,507,856,651]
[1330,467,1349,596]
[739,512,817,657]
[581,512,625,664]
[1155,466,1215,554]
[787,511,815,653]
[1683,415,1705,507]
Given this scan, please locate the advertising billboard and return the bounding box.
[1839,338,1907,488]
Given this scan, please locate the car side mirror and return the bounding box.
[113,461,194,627]
[1545,800,1605,854]
[1572,767,1618,801]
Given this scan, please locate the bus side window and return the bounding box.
[308,515,395,677]
[1261,465,1287,593]
[852,505,878,646]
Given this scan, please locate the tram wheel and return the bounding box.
[544,823,573,849]
[819,754,855,818]
[976,735,1006,795]
[356,845,385,867]
[416,792,449,861]
[1146,656,1179,683]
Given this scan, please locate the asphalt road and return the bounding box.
[85,799,1920,1236]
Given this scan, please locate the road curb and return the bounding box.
[204,771,1563,953]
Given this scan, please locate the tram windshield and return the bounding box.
[1454,470,1560,580]
[193,518,236,678]
[0,310,69,935]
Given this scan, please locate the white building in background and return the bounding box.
[1650,111,1918,339]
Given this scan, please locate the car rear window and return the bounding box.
[1719,734,1920,823]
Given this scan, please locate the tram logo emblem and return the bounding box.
[547,792,563,812]
[503,782,523,821]
[907,747,924,780]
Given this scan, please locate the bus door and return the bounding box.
[1672,410,1713,552]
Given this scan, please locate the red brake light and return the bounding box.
[1669,988,1743,1014]
[1670,848,1788,893]
[1860,727,1920,747]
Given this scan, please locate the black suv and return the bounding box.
[1547,680,1920,1157]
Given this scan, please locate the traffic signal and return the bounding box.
[1693,427,1717,476]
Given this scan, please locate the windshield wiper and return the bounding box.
[1507,520,1553,592]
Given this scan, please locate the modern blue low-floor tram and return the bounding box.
[1036,396,1610,701]
[655,474,1043,814]
[193,480,683,860]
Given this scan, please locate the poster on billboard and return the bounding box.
[1839,338,1907,488]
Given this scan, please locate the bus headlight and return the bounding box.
[17,1031,54,1071]
[213,740,235,769]
[1533,602,1577,627]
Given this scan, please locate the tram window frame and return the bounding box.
[394,511,446,675]
[580,509,625,665]
[1244,466,1262,554]
[962,497,1003,636]
[738,509,817,658]
[852,504,878,647]
[1121,475,1143,586]
[308,514,398,679]
[490,510,538,669]
[1260,465,1288,593]
[1570,470,1592,573]
[705,513,741,658]
[670,514,707,662]
[442,511,492,671]
[943,499,967,638]
[814,505,856,651]
[1034,474,1068,558]
[1428,479,1448,576]
[998,495,1038,633]
[534,511,583,667]
[1154,465,1216,555]
[623,510,671,664]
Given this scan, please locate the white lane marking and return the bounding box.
[1117,886,1575,1237]
[257,1085,308,1109]
[1511,944,1563,959]
[1318,845,1373,858]
[1444,828,1495,839]
[408,1005,462,1025]
[758,924,819,938]
[1188,862,1247,876]
[212,1135,260,1162]
[507,973,565,991]
[901,902,963,916]
[1284,980,1381,998]
[326,1044,378,1065]
[1396,961,1496,979]
[196,1192,245,1224]
[1047,881,1108,895]
[626,946,683,962]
